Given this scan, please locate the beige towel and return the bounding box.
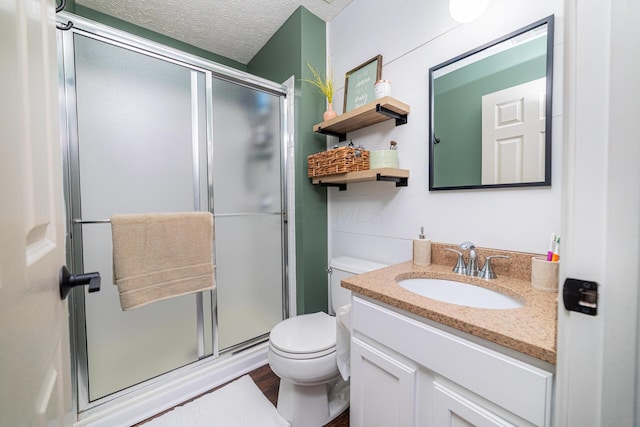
[111,212,215,310]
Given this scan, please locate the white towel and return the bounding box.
[111,212,215,311]
[336,303,352,380]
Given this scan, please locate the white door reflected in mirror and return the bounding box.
[481,78,546,185]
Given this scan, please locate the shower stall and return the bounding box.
[57,15,293,420]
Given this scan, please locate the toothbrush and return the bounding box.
[547,233,556,261]
[552,237,560,262]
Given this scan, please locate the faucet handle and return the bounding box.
[478,255,510,280]
[444,248,467,275]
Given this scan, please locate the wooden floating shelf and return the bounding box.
[313,97,410,141]
[311,168,409,191]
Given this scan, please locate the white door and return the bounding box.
[0,1,71,426]
[556,1,640,426]
[481,78,546,185]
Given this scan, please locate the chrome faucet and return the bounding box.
[444,241,477,276]
[459,241,478,276]
[445,242,510,279]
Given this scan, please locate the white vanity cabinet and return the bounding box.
[350,296,554,427]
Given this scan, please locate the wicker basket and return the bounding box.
[308,146,370,177]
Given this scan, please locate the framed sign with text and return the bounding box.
[343,55,382,112]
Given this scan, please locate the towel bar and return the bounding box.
[74,212,284,224]
[73,219,111,224]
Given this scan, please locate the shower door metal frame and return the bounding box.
[58,12,291,416]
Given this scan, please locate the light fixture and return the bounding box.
[449,0,490,23]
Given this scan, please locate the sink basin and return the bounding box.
[397,278,523,309]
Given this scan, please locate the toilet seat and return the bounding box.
[270,312,336,360]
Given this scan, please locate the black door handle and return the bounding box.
[59,266,101,300]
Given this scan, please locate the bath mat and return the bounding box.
[144,375,290,426]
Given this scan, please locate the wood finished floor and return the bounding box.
[136,364,349,426]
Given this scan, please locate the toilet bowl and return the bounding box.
[268,257,387,427]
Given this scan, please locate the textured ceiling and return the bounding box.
[77,0,353,64]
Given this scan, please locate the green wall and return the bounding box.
[248,7,329,315]
[432,38,547,187]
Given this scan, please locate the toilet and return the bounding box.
[268,256,387,427]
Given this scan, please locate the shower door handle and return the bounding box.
[59,266,101,300]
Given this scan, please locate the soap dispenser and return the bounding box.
[413,226,431,266]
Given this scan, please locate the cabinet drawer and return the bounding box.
[352,296,553,426]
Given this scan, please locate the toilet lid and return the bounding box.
[270,312,336,355]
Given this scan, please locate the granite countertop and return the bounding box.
[341,258,558,365]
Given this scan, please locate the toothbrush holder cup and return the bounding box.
[531,257,559,291]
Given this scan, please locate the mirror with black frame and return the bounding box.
[429,15,554,191]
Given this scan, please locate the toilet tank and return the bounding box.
[329,257,388,313]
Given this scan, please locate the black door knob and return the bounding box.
[59,266,101,300]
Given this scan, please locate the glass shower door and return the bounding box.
[67,33,212,403]
[210,79,285,350]
[61,22,290,413]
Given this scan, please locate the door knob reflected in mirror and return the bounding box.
[59,266,101,300]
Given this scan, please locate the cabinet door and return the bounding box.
[350,337,418,427]
[434,381,534,427]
